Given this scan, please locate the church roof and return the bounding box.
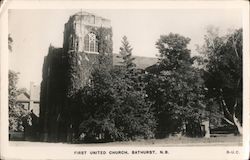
[113,53,158,69]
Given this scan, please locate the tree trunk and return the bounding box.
[220,94,242,136]
[233,114,243,135]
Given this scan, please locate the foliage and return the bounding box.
[9,70,28,131]
[8,34,13,52]
[199,27,243,134]
[96,27,113,55]
[96,27,113,70]
[78,37,156,142]
[118,36,136,71]
[78,67,156,141]
[65,27,113,98]
[65,50,88,98]
[146,33,207,137]
[8,35,28,131]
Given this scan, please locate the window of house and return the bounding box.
[84,32,98,53]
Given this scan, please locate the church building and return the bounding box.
[39,12,156,142]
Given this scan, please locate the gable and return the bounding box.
[16,93,30,102]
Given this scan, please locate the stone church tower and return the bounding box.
[39,12,113,142]
[63,11,111,53]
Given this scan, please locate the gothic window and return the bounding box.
[84,32,98,53]
[89,33,95,52]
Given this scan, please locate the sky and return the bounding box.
[8,9,242,89]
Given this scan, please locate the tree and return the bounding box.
[118,36,145,92]
[118,36,136,72]
[111,36,156,140]
[9,70,28,131]
[8,34,28,132]
[146,33,207,137]
[78,36,156,142]
[199,27,243,135]
[79,67,156,142]
[78,67,116,141]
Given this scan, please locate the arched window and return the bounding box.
[84,32,98,53]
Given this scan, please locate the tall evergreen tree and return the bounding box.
[119,36,136,72]
[113,36,156,140]
[118,36,144,92]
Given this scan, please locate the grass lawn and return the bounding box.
[10,134,242,147]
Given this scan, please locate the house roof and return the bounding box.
[16,92,30,102]
[16,83,40,103]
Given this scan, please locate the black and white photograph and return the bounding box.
[0,0,249,160]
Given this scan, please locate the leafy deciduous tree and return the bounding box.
[9,70,28,131]
[199,27,243,135]
[146,33,207,137]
